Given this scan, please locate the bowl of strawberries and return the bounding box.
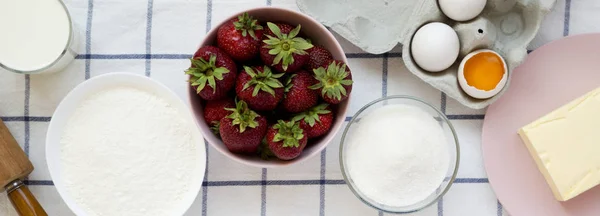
[186,7,351,167]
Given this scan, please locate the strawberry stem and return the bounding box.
[225,100,261,133]
[272,120,304,148]
[242,66,285,96]
[309,61,353,101]
[292,103,331,127]
[233,12,263,40]
[263,22,313,71]
[186,54,230,93]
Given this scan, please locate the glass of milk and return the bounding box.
[0,0,79,74]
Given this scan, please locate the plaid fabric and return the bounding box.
[0,0,591,215]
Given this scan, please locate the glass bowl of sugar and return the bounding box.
[340,95,459,213]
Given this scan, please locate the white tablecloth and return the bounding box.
[0,0,593,215]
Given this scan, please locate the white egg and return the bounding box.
[439,0,486,21]
[410,22,460,72]
[458,49,508,99]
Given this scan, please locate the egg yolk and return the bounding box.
[463,52,505,91]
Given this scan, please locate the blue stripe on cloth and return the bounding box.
[202,1,212,214]
[438,197,443,216]
[319,150,326,216]
[202,179,346,186]
[345,52,401,58]
[202,140,209,216]
[1,116,51,122]
[446,114,485,120]
[72,49,535,61]
[25,177,487,187]
[378,211,383,216]
[454,178,489,183]
[261,168,267,216]
[0,114,483,123]
[382,53,388,97]
[24,75,30,157]
[76,54,193,59]
[145,0,154,77]
[266,0,271,6]
[74,53,405,60]
[440,92,447,114]
[206,0,212,32]
[497,200,503,216]
[85,0,94,79]
[24,180,54,186]
[564,0,571,36]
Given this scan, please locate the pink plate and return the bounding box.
[482,33,600,216]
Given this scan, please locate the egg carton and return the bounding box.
[296,0,556,109]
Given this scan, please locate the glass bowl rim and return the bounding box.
[339,95,461,213]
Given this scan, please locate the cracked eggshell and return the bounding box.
[458,49,508,99]
[297,0,556,109]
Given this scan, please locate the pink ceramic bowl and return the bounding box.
[188,7,349,168]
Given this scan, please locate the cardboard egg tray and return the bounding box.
[297,0,556,109]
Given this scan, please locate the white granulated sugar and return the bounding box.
[60,87,198,216]
[346,104,449,207]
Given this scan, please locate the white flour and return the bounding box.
[60,87,198,216]
[346,104,450,207]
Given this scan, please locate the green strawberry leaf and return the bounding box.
[207,76,216,90]
[288,25,301,38]
[233,12,263,40]
[284,74,297,92]
[226,100,261,133]
[243,66,284,97]
[244,66,257,77]
[292,103,330,127]
[263,23,313,71]
[311,62,352,100]
[185,55,230,93]
[273,120,304,148]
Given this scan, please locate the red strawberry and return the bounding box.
[305,45,333,70]
[266,120,308,160]
[310,60,353,104]
[219,100,268,154]
[235,66,285,111]
[217,12,264,62]
[204,98,235,135]
[281,70,318,113]
[292,103,333,139]
[186,46,237,101]
[260,22,313,73]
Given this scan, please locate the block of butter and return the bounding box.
[519,87,600,201]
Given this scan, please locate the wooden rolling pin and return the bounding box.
[0,118,47,216]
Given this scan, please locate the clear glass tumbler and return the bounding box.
[0,0,79,74]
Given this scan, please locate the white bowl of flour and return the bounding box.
[46,73,206,216]
[340,96,459,213]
